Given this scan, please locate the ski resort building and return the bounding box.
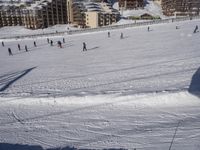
[68,2,86,27]
[22,0,67,29]
[0,0,119,29]
[161,0,200,16]
[0,5,23,27]
[67,1,119,28]
[118,0,144,10]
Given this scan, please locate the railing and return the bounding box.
[1,15,200,39]
[67,15,200,35]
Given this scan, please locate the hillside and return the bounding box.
[0,19,200,149]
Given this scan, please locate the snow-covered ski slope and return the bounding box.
[0,19,199,97]
[0,19,200,149]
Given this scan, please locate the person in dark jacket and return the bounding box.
[63,38,65,43]
[120,32,123,39]
[57,41,62,48]
[108,32,110,37]
[83,42,87,51]
[194,25,198,33]
[25,45,28,52]
[34,41,37,47]
[8,48,13,56]
[18,44,21,51]
[2,41,4,47]
[50,40,53,46]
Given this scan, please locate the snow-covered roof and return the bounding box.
[26,0,52,10]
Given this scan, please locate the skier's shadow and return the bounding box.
[0,143,127,150]
[148,29,153,32]
[121,36,129,39]
[87,46,99,51]
[0,67,36,92]
[188,67,200,98]
[13,43,51,55]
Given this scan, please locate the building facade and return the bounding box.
[0,5,23,27]
[85,3,119,28]
[118,0,144,10]
[162,0,200,16]
[1,0,120,29]
[22,0,67,29]
[67,1,120,28]
[0,0,67,29]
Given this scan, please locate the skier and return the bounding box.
[47,38,49,43]
[108,32,110,38]
[34,41,37,47]
[63,38,65,43]
[148,26,150,32]
[120,32,123,39]
[193,25,198,33]
[25,45,28,52]
[2,41,4,47]
[57,41,62,48]
[83,42,87,51]
[50,40,53,46]
[18,44,21,51]
[8,48,13,56]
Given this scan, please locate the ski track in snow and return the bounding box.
[0,19,200,149]
[0,92,200,149]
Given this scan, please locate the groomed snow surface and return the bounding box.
[0,19,200,149]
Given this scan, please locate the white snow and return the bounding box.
[0,91,200,149]
[115,0,167,19]
[0,19,200,149]
[0,25,78,39]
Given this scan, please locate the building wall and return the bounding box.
[153,0,162,5]
[85,11,119,28]
[0,6,23,27]
[70,2,86,27]
[67,0,73,23]
[85,11,98,28]
[162,0,200,16]
[0,0,67,29]
[119,0,144,10]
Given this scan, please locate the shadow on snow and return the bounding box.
[188,67,200,98]
[0,143,126,150]
[0,67,36,92]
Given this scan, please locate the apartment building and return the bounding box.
[162,0,200,16]
[118,0,144,10]
[1,0,119,29]
[0,5,23,27]
[67,0,120,28]
[22,0,67,29]
[85,3,119,28]
[0,0,67,29]
[70,2,86,27]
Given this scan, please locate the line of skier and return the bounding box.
[5,41,36,56]
[2,37,67,56]
[2,24,199,56]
